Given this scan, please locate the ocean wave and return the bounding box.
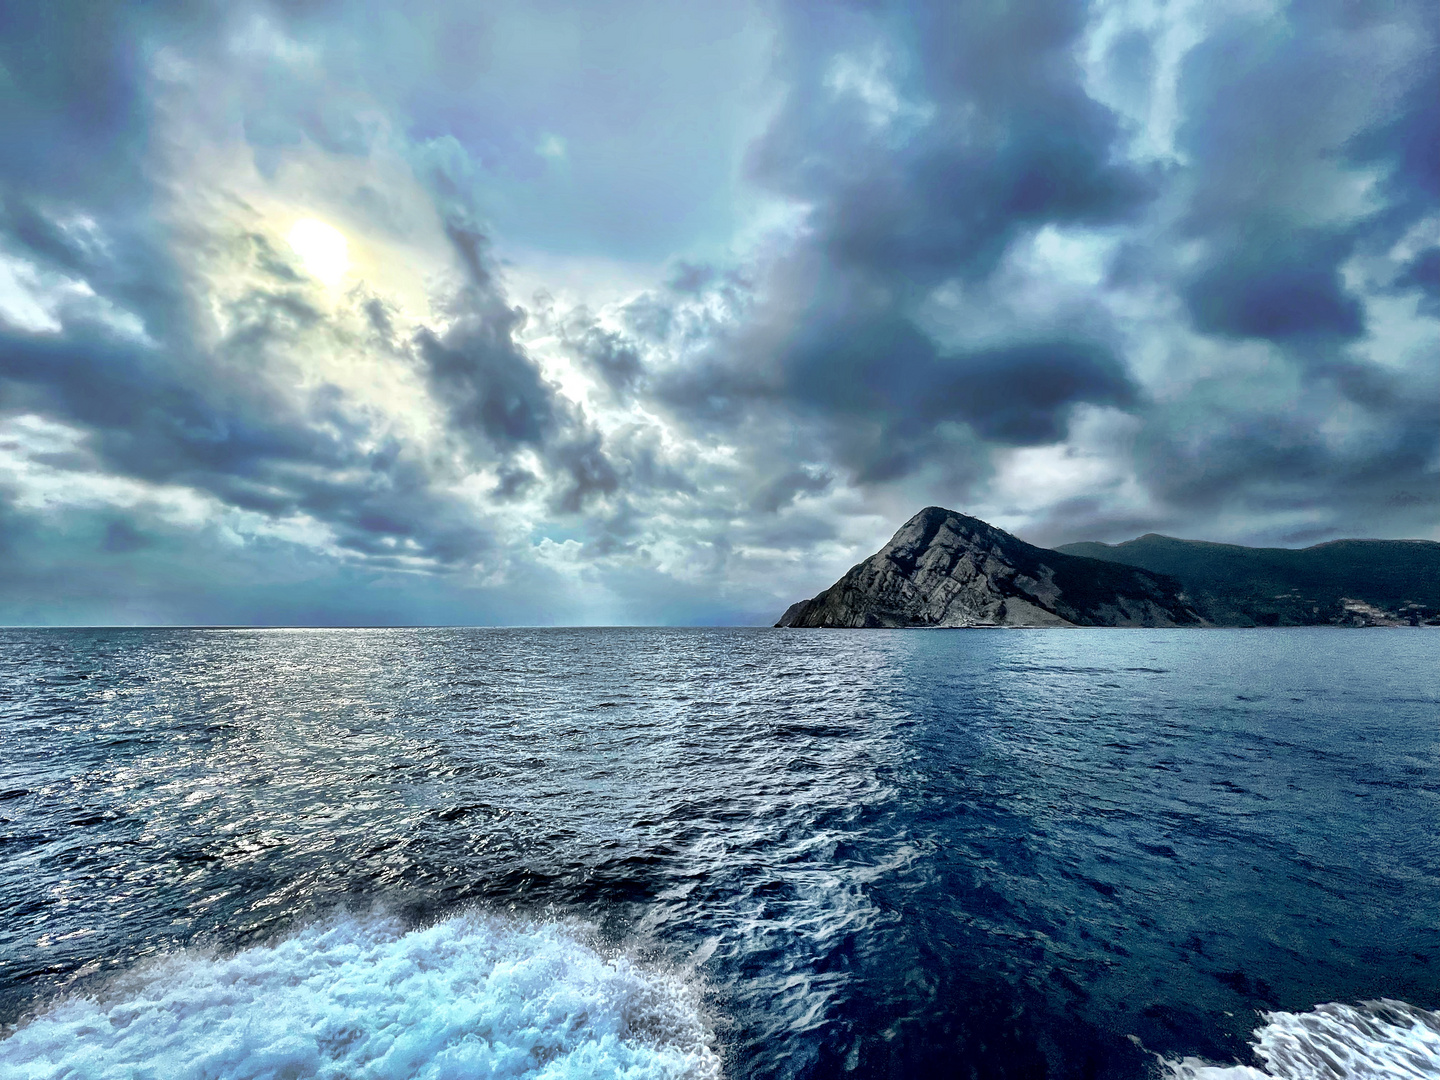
[0,913,721,1080]
[1163,1000,1440,1079]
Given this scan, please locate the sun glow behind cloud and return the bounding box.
[287,218,350,287]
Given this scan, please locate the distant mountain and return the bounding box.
[1056,534,1440,626]
[776,507,1204,628]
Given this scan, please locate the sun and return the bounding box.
[287,218,350,287]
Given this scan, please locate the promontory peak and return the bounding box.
[776,507,1202,628]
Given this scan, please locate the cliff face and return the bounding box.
[777,507,1203,628]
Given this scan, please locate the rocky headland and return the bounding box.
[777,507,1440,628]
[776,507,1203,628]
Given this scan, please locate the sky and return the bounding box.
[0,0,1435,626]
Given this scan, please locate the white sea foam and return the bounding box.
[0,913,721,1080]
[1163,1000,1440,1080]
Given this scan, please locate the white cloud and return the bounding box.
[824,48,933,133]
[0,254,64,333]
[536,133,567,161]
[984,406,1147,522]
[0,252,145,340]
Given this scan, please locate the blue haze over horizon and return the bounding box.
[0,0,1436,626]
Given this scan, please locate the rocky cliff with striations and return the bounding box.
[777,507,1204,628]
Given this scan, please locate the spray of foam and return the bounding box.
[0,913,721,1080]
[1164,999,1440,1080]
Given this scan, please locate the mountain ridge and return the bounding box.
[1056,533,1440,626]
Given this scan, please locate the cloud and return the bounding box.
[752,0,1151,280]
[0,0,1436,625]
[559,315,645,393]
[417,314,555,451]
[1182,229,1365,342]
[629,0,1160,492]
[1396,247,1440,316]
[751,464,832,514]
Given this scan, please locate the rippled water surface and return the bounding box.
[1,627,1438,1078]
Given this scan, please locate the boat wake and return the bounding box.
[1164,1000,1440,1079]
[0,913,720,1080]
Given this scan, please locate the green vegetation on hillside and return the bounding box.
[1055,535,1440,626]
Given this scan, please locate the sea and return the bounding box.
[1,627,1438,1080]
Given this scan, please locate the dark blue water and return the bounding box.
[1,628,1438,1078]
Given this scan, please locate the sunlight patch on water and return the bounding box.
[0,913,721,1080]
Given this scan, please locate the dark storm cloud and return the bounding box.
[670,0,1433,545]
[1142,391,1440,535]
[1170,0,1437,347]
[417,319,555,450]
[549,432,622,513]
[918,343,1135,442]
[1100,0,1440,539]
[751,465,832,514]
[1349,58,1439,221]
[0,317,305,495]
[604,426,698,498]
[780,315,1132,449]
[415,222,625,513]
[1170,11,1370,345]
[102,519,152,554]
[753,0,1149,285]
[644,0,1155,485]
[559,315,644,393]
[656,272,1137,480]
[1396,248,1440,317]
[1182,229,1364,342]
[0,189,192,350]
[492,465,537,501]
[0,2,172,198]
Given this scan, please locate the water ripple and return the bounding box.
[1,627,1438,1078]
